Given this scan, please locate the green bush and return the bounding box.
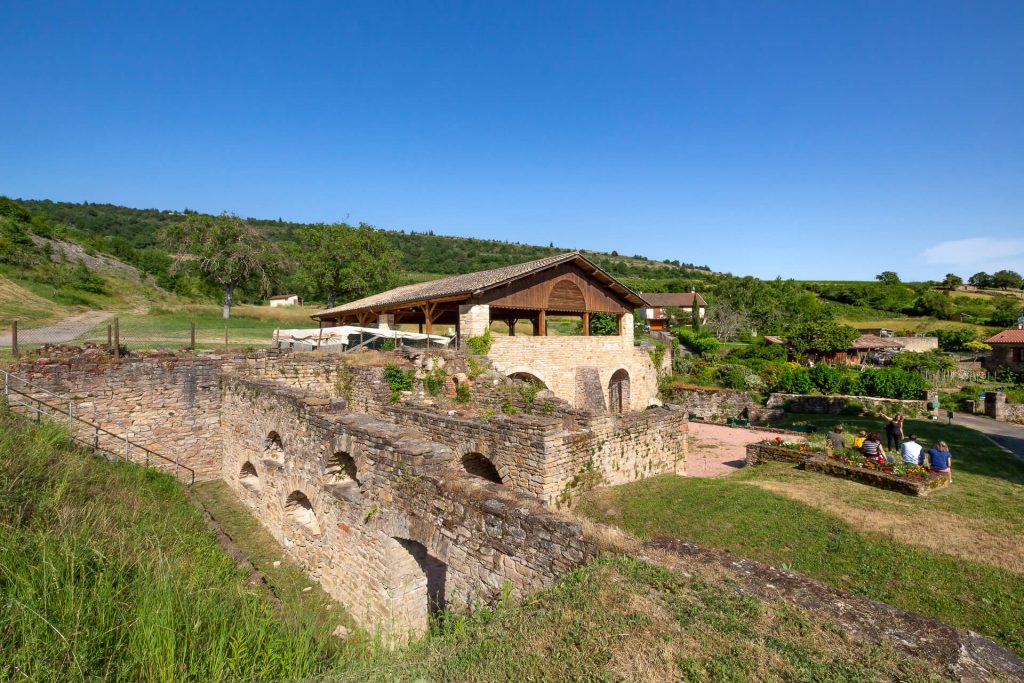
[466,329,492,355]
[809,364,843,394]
[383,364,415,401]
[455,382,471,404]
[859,367,928,400]
[676,329,720,356]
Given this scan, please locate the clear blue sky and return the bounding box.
[2,1,1022,281]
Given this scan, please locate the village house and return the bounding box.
[638,291,706,331]
[269,294,301,307]
[311,252,667,411]
[766,333,905,365]
[984,325,1024,371]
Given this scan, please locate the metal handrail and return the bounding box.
[1,370,195,485]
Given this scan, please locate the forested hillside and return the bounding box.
[16,199,710,285]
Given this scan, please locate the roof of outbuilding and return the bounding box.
[642,292,707,308]
[849,334,905,350]
[312,251,648,318]
[986,329,1024,344]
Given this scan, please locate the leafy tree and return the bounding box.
[589,312,618,336]
[991,269,1023,290]
[912,290,955,318]
[989,297,1024,327]
[161,213,281,318]
[875,271,900,285]
[968,272,992,288]
[942,273,963,289]
[788,320,859,356]
[296,223,401,308]
[933,328,977,352]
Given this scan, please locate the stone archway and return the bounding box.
[608,368,630,414]
[324,450,360,501]
[264,430,285,467]
[385,536,448,636]
[508,371,549,390]
[461,452,503,483]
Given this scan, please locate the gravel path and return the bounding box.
[0,310,113,347]
[950,411,1024,464]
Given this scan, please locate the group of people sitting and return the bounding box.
[825,411,953,479]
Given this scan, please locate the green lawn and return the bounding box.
[578,414,1024,657]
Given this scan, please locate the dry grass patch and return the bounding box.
[748,479,1024,574]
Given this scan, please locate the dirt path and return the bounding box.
[952,412,1024,464]
[0,310,113,347]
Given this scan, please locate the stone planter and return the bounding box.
[744,442,819,466]
[802,456,950,496]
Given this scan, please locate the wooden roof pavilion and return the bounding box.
[311,252,650,336]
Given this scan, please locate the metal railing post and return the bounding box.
[124,428,130,462]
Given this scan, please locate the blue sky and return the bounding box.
[2,1,1022,281]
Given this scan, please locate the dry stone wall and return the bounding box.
[219,377,598,637]
[663,385,754,420]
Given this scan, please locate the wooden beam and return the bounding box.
[537,310,546,336]
[582,312,589,336]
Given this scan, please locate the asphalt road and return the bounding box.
[952,411,1024,463]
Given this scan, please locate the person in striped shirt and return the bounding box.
[860,432,887,463]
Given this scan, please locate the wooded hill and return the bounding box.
[16,199,711,285]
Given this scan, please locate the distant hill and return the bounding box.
[16,199,713,284]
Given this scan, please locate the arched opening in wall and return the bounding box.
[461,452,503,484]
[608,369,630,414]
[508,372,548,390]
[324,451,359,500]
[239,461,261,491]
[264,430,285,467]
[285,491,321,536]
[386,536,447,635]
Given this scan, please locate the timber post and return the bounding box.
[10,320,18,359]
[113,318,120,359]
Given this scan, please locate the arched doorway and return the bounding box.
[324,451,360,500]
[608,369,630,414]
[386,536,448,635]
[264,431,285,466]
[461,452,502,483]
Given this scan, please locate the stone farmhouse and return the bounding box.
[984,326,1024,372]
[9,253,686,639]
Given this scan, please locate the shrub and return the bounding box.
[466,329,492,355]
[422,366,446,396]
[676,329,720,356]
[809,364,843,394]
[455,382,471,404]
[500,400,519,415]
[383,364,415,401]
[859,367,928,400]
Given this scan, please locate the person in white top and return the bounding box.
[899,434,924,465]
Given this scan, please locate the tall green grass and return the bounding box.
[0,411,341,681]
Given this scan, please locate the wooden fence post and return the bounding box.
[11,320,18,359]
[190,321,196,351]
[107,323,112,349]
[113,318,120,359]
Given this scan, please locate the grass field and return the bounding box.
[0,276,73,327]
[836,316,989,334]
[578,414,1024,657]
[2,412,954,681]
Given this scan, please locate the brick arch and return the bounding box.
[608,368,631,414]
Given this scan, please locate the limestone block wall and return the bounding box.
[10,354,225,480]
[486,332,660,411]
[985,391,1024,424]
[219,376,598,637]
[663,385,754,419]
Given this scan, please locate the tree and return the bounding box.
[990,269,1023,291]
[912,290,955,318]
[968,272,992,288]
[875,271,900,285]
[788,320,859,357]
[589,312,618,336]
[942,273,963,290]
[296,222,401,309]
[989,297,1024,327]
[161,213,281,319]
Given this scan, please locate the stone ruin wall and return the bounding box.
[985,391,1024,424]
[219,376,598,636]
[662,385,755,420]
[9,354,226,480]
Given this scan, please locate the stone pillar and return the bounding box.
[985,391,1007,421]
[458,304,490,343]
[377,314,395,330]
[620,312,634,346]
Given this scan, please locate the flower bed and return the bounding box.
[745,440,950,496]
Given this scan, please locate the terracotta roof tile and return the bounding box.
[986,329,1024,344]
[849,334,905,350]
[642,292,707,308]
